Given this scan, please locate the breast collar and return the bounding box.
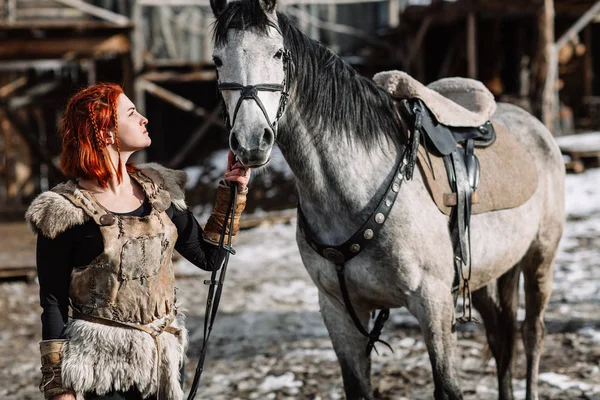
[297,154,407,264]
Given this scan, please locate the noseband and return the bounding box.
[217,21,293,137]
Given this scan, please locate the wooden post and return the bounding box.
[467,12,477,79]
[202,12,215,64]
[388,0,399,28]
[326,4,338,52]
[189,8,202,62]
[537,0,555,130]
[309,4,319,41]
[7,0,15,22]
[132,1,145,73]
[584,25,593,101]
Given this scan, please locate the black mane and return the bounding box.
[213,2,404,152]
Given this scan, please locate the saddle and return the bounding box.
[373,70,538,215]
[374,70,538,322]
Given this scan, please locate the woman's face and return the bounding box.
[114,93,150,151]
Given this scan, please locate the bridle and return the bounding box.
[187,22,293,399]
[216,20,294,137]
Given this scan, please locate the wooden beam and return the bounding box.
[140,70,216,82]
[0,34,130,59]
[137,78,210,118]
[51,0,130,25]
[168,104,224,169]
[555,0,600,50]
[0,21,132,30]
[0,77,28,98]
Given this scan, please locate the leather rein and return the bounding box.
[187,183,238,400]
[187,22,293,398]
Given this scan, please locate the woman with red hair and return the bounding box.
[26,83,250,400]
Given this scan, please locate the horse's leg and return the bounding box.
[521,244,556,400]
[319,290,373,400]
[472,265,520,400]
[409,288,463,400]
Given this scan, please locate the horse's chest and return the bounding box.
[296,235,404,307]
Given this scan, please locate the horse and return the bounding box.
[208,0,565,398]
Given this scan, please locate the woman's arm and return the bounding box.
[36,231,74,339]
[169,206,220,271]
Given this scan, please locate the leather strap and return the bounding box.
[298,148,407,356]
[298,156,406,265]
[72,311,180,336]
[336,263,392,356]
[187,182,239,400]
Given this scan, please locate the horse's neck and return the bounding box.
[279,105,401,244]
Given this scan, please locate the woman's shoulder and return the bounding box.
[136,163,188,211]
[25,182,89,239]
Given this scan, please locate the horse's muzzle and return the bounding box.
[234,147,271,168]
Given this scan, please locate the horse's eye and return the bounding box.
[213,56,223,67]
[274,49,284,59]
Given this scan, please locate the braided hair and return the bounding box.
[60,83,136,187]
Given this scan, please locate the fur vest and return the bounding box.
[26,163,190,400]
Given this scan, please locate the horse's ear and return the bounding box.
[259,0,277,14]
[210,0,228,17]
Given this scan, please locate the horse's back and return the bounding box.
[493,102,565,181]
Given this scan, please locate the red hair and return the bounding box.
[60,83,136,188]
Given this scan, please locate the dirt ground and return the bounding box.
[1,214,599,400]
[1,167,599,399]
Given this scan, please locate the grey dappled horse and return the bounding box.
[209,0,565,398]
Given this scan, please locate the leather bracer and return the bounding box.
[203,182,247,245]
[39,339,74,399]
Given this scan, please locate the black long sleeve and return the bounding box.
[36,202,218,340]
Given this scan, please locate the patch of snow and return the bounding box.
[578,326,600,343]
[183,166,203,189]
[564,168,600,217]
[258,372,303,393]
[538,372,592,392]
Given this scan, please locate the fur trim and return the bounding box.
[373,70,496,128]
[138,163,188,210]
[25,189,89,239]
[62,314,188,400]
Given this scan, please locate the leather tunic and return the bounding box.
[53,169,179,325]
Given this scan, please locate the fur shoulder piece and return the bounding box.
[25,184,89,239]
[137,163,188,211]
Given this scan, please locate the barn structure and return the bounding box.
[1,0,600,220]
[363,0,600,136]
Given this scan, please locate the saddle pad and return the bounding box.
[417,122,538,216]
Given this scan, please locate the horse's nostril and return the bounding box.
[261,128,274,148]
[230,132,240,151]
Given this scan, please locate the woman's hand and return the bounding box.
[51,394,76,400]
[224,151,251,191]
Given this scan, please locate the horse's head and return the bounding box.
[211,0,292,168]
